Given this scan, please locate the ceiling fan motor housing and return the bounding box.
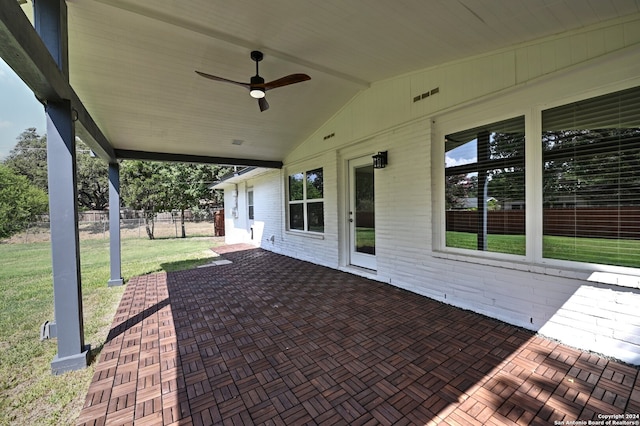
[250,75,265,98]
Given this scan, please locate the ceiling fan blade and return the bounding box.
[263,74,311,91]
[258,97,269,112]
[195,71,250,89]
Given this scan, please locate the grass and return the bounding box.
[355,227,375,253]
[0,236,221,425]
[446,231,526,255]
[543,235,640,268]
[447,231,640,267]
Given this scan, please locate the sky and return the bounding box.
[0,58,47,160]
[446,139,477,168]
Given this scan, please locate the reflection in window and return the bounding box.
[444,116,526,255]
[307,202,324,233]
[248,190,254,220]
[288,168,324,233]
[542,86,640,268]
[289,204,304,231]
[306,168,324,199]
[289,173,304,201]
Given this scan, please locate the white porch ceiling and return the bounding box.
[63,0,640,165]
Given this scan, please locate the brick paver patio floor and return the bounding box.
[77,245,640,425]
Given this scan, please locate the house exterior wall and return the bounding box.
[220,15,640,364]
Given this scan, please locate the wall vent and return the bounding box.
[323,132,335,140]
[413,87,440,103]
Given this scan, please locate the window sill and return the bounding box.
[432,250,640,290]
[285,230,325,240]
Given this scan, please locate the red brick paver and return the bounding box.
[77,246,640,425]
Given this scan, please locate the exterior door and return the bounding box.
[349,156,376,270]
[247,189,254,240]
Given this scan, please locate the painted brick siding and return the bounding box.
[374,119,432,287]
[221,16,640,364]
[274,152,340,269]
[249,153,338,268]
[251,170,283,249]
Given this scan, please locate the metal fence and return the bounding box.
[16,218,218,243]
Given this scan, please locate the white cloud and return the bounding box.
[0,120,11,129]
[445,154,476,168]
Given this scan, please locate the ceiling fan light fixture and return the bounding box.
[250,88,265,98]
[250,75,265,98]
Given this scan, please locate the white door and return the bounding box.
[349,156,376,270]
[247,189,254,239]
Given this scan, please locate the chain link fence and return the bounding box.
[11,218,219,243]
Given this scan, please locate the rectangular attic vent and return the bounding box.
[413,87,440,103]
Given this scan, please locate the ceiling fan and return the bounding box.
[195,50,311,112]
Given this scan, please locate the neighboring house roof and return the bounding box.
[453,197,497,209]
[210,167,270,189]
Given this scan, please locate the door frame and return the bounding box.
[347,155,377,270]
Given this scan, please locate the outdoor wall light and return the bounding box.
[372,151,388,169]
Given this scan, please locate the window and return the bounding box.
[288,168,324,233]
[542,86,640,268]
[444,116,526,255]
[248,190,254,220]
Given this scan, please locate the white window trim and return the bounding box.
[432,91,640,288]
[285,168,325,235]
[247,188,254,221]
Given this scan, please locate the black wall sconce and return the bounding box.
[372,151,388,169]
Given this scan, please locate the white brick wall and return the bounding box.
[273,152,340,268]
[220,16,640,365]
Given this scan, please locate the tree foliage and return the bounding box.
[543,129,640,207]
[76,144,109,210]
[120,161,167,239]
[0,164,49,238]
[121,160,226,239]
[3,128,109,210]
[161,163,225,237]
[4,128,48,193]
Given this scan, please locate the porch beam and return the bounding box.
[115,149,283,169]
[0,0,116,162]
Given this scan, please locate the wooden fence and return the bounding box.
[447,207,640,239]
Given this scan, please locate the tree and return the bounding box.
[75,142,109,210]
[3,128,109,210]
[121,160,227,240]
[120,160,167,239]
[0,164,49,238]
[542,128,640,207]
[4,128,48,193]
[163,163,224,238]
[445,174,476,209]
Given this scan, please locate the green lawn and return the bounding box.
[543,235,640,268]
[446,231,526,255]
[355,227,375,253]
[447,231,640,268]
[0,237,220,425]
